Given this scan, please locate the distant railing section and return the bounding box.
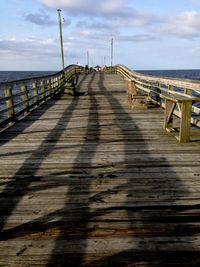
[114,64,200,127]
[0,65,81,130]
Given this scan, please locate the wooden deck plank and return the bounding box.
[0,73,200,266]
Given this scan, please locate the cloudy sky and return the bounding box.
[0,0,200,70]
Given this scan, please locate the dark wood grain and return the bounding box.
[0,73,200,266]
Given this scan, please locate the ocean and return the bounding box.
[0,69,200,83]
[0,71,56,83]
[138,69,200,81]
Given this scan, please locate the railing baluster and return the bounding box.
[46,79,51,96]
[168,84,173,93]
[184,88,191,95]
[148,81,153,101]
[5,86,15,122]
[32,82,39,107]
[21,83,29,113]
[50,78,54,93]
[53,77,56,92]
[156,82,161,104]
[40,81,46,102]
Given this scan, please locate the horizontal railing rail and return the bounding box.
[114,64,200,127]
[0,64,82,130]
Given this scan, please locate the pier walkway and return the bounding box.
[0,73,200,266]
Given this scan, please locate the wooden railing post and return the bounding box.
[168,84,173,93]
[147,81,153,102]
[50,78,54,94]
[32,82,39,107]
[58,74,63,89]
[40,81,46,102]
[54,78,57,92]
[56,77,58,88]
[5,86,15,122]
[46,79,52,96]
[184,88,191,95]
[62,71,65,84]
[21,83,29,113]
[156,82,161,104]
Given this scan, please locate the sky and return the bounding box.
[0,0,200,71]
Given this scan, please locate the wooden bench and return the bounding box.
[125,79,148,109]
[162,93,200,143]
[124,79,200,143]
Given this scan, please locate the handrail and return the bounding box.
[114,64,200,127]
[0,64,82,130]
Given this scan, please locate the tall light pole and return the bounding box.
[57,9,65,72]
[111,38,113,67]
[87,50,89,67]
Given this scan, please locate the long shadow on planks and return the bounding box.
[0,74,88,149]
[0,87,64,146]
[47,73,100,266]
[82,73,199,266]
[0,73,97,265]
[0,74,87,232]
[0,73,199,266]
[48,73,199,266]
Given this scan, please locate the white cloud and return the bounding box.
[0,36,59,57]
[40,0,161,27]
[25,12,55,26]
[40,0,123,14]
[161,11,200,38]
[117,34,156,42]
[100,0,122,12]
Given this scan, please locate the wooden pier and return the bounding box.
[0,72,200,266]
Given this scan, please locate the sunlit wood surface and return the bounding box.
[0,73,200,266]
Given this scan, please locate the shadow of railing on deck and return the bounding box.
[0,74,87,233]
[0,92,63,146]
[0,73,199,266]
[46,72,99,266]
[49,73,199,266]
[87,73,199,266]
[0,73,97,266]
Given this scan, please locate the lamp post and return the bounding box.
[111,38,113,67]
[57,9,65,72]
[87,50,89,67]
[110,38,114,73]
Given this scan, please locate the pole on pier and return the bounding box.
[111,38,113,68]
[57,9,65,73]
[87,50,90,67]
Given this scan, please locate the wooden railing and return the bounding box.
[0,65,81,130]
[114,64,200,128]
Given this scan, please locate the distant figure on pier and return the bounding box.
[94,65,101,72]
[84,65,89,74]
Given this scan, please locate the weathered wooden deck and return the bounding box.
[0,73,200,266]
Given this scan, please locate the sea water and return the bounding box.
[0,70,200,83]
[139,69,200,81]
[0,71,56,83]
